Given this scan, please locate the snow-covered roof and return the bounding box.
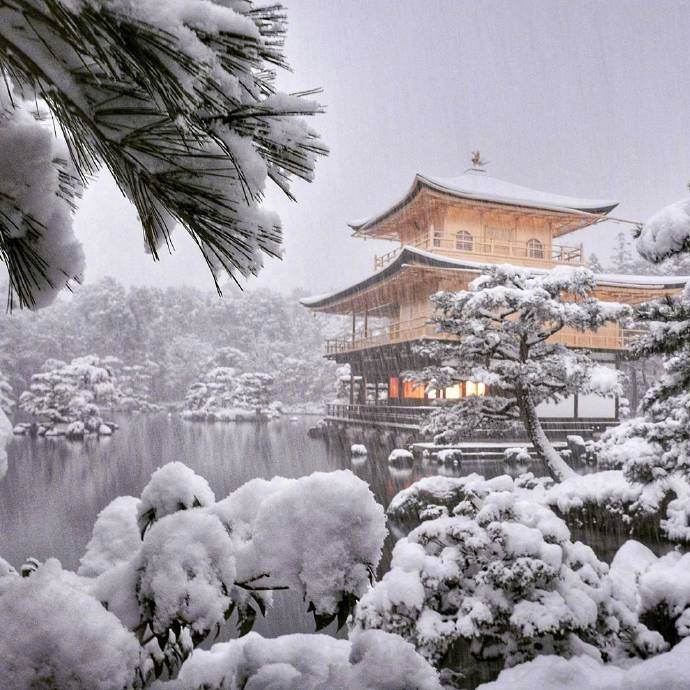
[349,171,619,233]
[300,246,688,311]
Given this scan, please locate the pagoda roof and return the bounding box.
[300,246,688,312]
[349,171,619,234]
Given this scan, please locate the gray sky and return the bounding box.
[75,0,690,296]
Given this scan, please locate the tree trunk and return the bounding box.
[516,386,576,481]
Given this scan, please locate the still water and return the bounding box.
[0,414,657,637]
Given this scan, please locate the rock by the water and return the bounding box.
[98,423,113,436]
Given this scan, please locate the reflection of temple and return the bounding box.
[302,171,688,433]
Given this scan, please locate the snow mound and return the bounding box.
[351,443,368,456]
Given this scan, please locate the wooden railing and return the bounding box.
[374,235,583,270]
[325,317,646,355]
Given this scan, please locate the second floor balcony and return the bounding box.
[374,233,583,271]
[325,315,644,356]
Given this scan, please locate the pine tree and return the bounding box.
[600,198,690,483]
[414,265,629,480]
[611,231,635,273]
[0,1,325,309]
[587,252,604,273]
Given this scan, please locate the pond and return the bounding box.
[0,414,668,638]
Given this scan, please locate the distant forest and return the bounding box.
[0,278,339,406]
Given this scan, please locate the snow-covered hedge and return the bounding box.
[364,474,667,685]
[0,463,393,688]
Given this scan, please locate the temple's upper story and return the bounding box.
[302,170,687,357]
[349,170,620,270]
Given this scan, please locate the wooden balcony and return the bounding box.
[325,316,645,355]
[374,236,583,271]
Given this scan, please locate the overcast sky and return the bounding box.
[74,0,690,297]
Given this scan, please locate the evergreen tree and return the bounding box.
[599,198,690,483]
[0,1,325,308]
[587,252,604,273]
[611,231,635,273]
[413,265,629,480]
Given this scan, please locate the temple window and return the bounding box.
[455,230,474,252]
[527,238,544,258]
[402,380,425,399]
[432,225,443,248]
[465,381,486,396]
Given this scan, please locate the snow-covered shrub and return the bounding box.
[504,447,532,464]
[476,635,690,690]
[137,462,216,536]
[0,462,389,687]
[355,476,665,681]
[155,629,442,690]
[611,544,690,647]
[351,443,368,456]
[78,496,141,578]
[0,559,142,689]
[387,474,517,523]
[388,448,414,464]
[18,355,118,435]
[182,366,279,422]
[434,448,463,465]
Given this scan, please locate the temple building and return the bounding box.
[301,170,688,434]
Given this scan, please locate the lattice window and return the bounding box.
[455,230,473,252]
[527,238,544,258]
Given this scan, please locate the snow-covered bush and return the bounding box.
[595,199,690,508]
[182,366,280,422]
[0,559,142,688]
[388,448,414,464]
[610,541,690,647]
[476,636,690,690]
[413,265,629,480]
[154,629,442,690]
[356,475,665,684]
[18,355,119,436]
[0,463,390,688]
